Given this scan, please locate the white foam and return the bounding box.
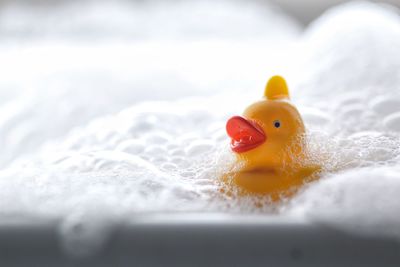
[284,1,400,240]
[286,166,400,240]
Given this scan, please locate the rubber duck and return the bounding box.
[222,75,320,201]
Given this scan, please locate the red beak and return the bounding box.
[226,116,266,153]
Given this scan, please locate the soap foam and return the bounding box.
[286,166,400,240]
[285,1,400,240]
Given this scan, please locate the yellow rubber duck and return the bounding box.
[222,75,320,201]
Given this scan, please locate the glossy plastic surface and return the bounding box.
[223,76,319,199]
[226,116,266,153]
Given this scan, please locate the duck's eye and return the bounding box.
[273,120,281,128]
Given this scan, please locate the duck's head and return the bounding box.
[226,75,306,175]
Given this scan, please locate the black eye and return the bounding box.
[273,120,281,128]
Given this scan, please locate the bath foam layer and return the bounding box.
[286,166,400,240]
[2,94,400,215]
[285,1,400,241]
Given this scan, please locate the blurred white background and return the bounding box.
[270,0,400,23]
[1,0,400,24]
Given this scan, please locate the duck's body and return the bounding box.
[222,76,320,200]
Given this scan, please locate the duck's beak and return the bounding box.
[226,116,266,153]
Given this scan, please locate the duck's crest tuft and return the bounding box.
[264,75,290,100]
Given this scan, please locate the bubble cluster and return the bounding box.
[284,1,400,239]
